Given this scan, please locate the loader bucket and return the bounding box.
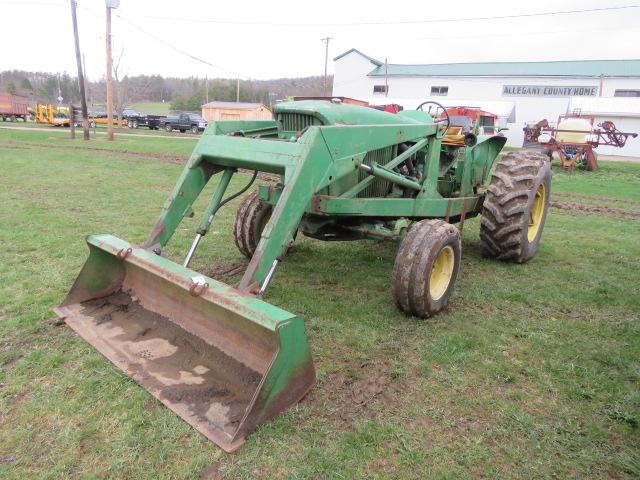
[54,234,315,452]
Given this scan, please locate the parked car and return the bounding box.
[160,113,207,133]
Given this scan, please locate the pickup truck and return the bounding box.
[160,113,207,133]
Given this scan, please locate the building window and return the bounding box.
[373,85,389,94]
[614,89,640,97]
[431,86,448,96]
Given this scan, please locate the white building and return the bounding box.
[332,49,640,156]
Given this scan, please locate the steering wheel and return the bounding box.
[416,101,450,139]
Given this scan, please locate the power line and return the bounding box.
[115,13,252,79]
[77,4,251,80]
[0,0,63,5]
[123,5,640,26]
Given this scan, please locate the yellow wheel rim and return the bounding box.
[429,245,455,301]
[527,183,546,242]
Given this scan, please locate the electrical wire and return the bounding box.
[74,3,251,80]
[0,0,63,4]
[115,13,241,77]
[124,5,640,26]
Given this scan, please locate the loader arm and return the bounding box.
[240,123,433,290]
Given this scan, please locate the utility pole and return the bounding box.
[205,75,209,104]
[236,76,240,103]
[384,58,388,98]
[105,0,119,141]
[69,0,89,140]
[321,37,332,96]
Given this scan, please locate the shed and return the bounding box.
[201,101,272,122]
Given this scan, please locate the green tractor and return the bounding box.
[55,100,551,451]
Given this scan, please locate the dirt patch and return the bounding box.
[8,392,28,406]
[3,139,281,180]
[4,140,187,165]
[303,360,400,421]
[145,398,157,412]
[1,356,21,369]
[553,192,640,206]
[550,201,640,220]
[0,144,36,150]
[204,262,247,283]
[200,463,224,480]
[76,291,262,437]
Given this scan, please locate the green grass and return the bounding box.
[0,129,638,479]
[129,101,173,115]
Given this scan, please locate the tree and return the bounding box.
[20,78,33,92]
[7,81,17,94]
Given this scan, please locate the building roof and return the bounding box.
[364,59,640,78]
[333,48,383,66]
[568,97,640,118]
[201,101,265,109]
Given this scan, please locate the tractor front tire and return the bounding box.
[234,192,273,259]
[480,150,551,263]
[392,219,461,318]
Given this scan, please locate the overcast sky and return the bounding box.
[2,0,639,81]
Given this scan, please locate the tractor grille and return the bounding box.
[358,145,396,198]
[278,113,320,132]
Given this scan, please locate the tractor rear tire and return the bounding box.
[480,150,551,263]
[234,191,273,259]
[392,219,461,318]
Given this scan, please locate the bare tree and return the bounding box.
[112,48,152,129]
[112,47,126,129]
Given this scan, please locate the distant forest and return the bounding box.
[0,70,330,112]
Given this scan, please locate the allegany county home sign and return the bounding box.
[502,85,598,97]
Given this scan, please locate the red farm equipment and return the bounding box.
[0,92,28,122]
[524,114,638,172]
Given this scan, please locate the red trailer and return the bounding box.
[0,93,29,122]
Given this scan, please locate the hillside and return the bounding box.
[0,70,331,111]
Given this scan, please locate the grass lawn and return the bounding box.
[0,129,638,479]
[129,101,173,115]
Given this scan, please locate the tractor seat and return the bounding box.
[442,126,466,146]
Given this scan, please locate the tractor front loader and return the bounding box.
[55,100,551,451]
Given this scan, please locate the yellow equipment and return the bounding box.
[35,104,71,127]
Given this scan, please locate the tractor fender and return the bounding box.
[470,135,508,186]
